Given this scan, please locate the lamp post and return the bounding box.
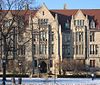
[38,64,40,78]
[2,59,6,85]
[18,62,22,84]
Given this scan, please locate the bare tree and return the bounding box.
[22,60,33,75]
[61,58,85,75]
[0,0,40,84]
[0,0,39,10]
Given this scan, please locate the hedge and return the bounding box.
[57,74,100,78]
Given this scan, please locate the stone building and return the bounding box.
[0,4,100,75]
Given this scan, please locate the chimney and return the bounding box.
[64,3,67,9]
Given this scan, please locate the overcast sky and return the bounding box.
[37,0,100,9]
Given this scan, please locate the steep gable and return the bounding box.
[4,11,13,20]
[33,4,55,22]
[74,9,86,20]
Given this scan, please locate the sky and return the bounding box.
[36,0,100,9]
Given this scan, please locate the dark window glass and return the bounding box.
[50,60,53,67]
[34,60,37,67]
[90,60,95,67]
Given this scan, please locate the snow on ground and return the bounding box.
[0,78,100,85]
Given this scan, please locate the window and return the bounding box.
[79,33,81,42]
[95,45,98,54]
[79,45,81,54]
[64,35,67,42]
[33,44,36,54]
[74,20,76,26]
[65,22,69,29]
[63,45,70,55]
[75,44,83,55]
[51,44,54,54]
[74,20,84,27]
[38,19,48,25]
[64,34,70,42]
[51,32,54,41]
[67,35,70,42]
[90,60,95,67]
[34,60,37,67]
[42,32,46,41]
[67,45,70,55]
[40,31,46,41]
[33,35,37,41]
[90,20,95,28]
[76,45,78,55]
[40,44,42,54]
[76,32,83,42]
[90,45,94,54]
[40,44,46,54]
[77,20,80,26]
[50,60,53,67]
[42,11,44,15]
[18,45,25,55]
[82,44,83,54]
[79,32,83,42]
[76,32,78,42]
[90,45,92,54]
[80,20,84,26]
[90,32,95,42]
[90,44,98,55]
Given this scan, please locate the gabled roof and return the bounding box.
[50,10,72,32]
[50,9,100,30]
[0,10,37,26]
[0,10,37,21]
[1,9,100,31]
[50,9,77,16]
[0,10,37,16]
[82,9,100,29]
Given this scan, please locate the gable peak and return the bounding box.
[74,9,85,19]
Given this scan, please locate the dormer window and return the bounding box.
[65,23,69,29]
[65,20,70,29]
[90,20,95,28]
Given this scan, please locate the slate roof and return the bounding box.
[50,9,100,31]
[1,9,100,31]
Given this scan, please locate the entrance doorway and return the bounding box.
[39,61,47,73]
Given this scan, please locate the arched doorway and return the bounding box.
[39,61,47,73]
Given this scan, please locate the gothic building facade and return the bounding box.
[0,5,100,75]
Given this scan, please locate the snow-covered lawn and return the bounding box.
[0,78,100,85]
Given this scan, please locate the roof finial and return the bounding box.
[64,3,67,9]
[24,2,29,10]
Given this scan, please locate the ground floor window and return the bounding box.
[90,60,95,67]
[50,60,53,67]
[34,60,37,67]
